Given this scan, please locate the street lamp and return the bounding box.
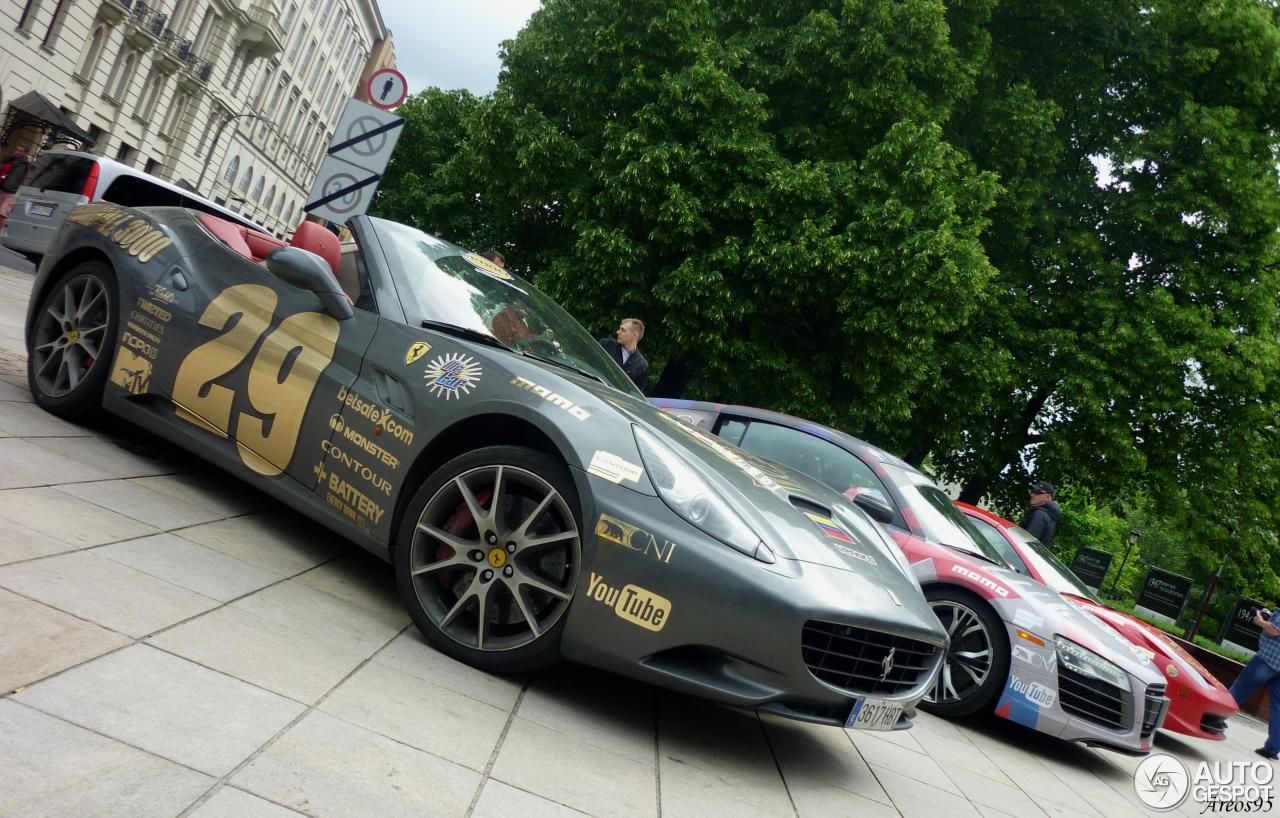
[196,111,272,195]
[1106,528,1142,598]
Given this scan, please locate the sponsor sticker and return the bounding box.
[336,385,414,445]
[405,341,431,365]
[510,376,590,420]
[833,542,878,566]
[1013,608,1045,631]
[586,571,671,631]
[595,514,677,564]
[314,462,385,529]
[66,205,173,262]
[463,252,513,280]
[1009,675,1057,708]
[950,563,1010,598]
[110,348,152,396]
[425,352,483,399]
[587,450,643,484]
[320,439,393,496]
[803,511,855,544]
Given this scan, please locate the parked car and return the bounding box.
[23,201,951,730]
[652,400,1171,754]
[1,149,264,260]
[958,502,1239,740]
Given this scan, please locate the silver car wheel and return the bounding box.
[926,600,993,704]
[31,273,111,398]
[407,464,579,652]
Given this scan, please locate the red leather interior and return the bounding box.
[196,213,286,263]
[289,221,340,276]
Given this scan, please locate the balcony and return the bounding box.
[238,1,285,57]
[98,0,132,25]
[124,1,167,49]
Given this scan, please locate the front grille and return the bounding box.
[1201,713,1229,736]
[1057,663,1132,730]
[801,620,942,696]
[1140,685,1166,740]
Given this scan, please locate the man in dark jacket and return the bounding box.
[599,318,649,392]
[1019,480,1061,547]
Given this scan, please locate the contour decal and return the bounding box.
[586,571,671,631]
[462,252,513,281]
[510,376,590,420]
[320,439,393,496]
[595,514,677,564]
[950,564,1011,598]
[405,341,431,366]
[425,352,483,399]
[587,450,643,484]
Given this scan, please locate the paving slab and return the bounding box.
[0,587,131,692]
[14,644,305,776]
[0,399,95,436]
[472,780,593,818]
[0,699,213,818]
[96,532,283,601]
[30,433,186,479]
[187,787,307,818]
[0,550,219,637]
[57,477,231,530]
[131,471,271,517]
[0,437,116,488]
[319,659,510,771]
[0,378,32,401]
[492,716,658,818]
[873,765,984,818]
[373,629,526,711]
[294,551,406,624]
[761,714,893,807]
[0,485,159,547]
[232,710,482,818]
[517,664,657,766]
[851,728,962,795]
[146,604,370,704]
[176,510,347,576]
[0,517,79,564]
[232,579,405,654]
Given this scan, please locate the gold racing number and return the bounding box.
[172,284,340,476]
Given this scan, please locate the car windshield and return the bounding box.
[1005,524,1101,602]
[370,218,641,396]
[881,464,1007,563]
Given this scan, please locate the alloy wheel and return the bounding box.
[31,273,111,398]
[926,600,994,704]
[407,464,579,652]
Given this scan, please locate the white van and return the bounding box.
[1,149,266,259]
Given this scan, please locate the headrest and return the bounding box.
[196,213,252,259]
[290,221,340,277]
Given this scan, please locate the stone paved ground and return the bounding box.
[0,264,1274,818]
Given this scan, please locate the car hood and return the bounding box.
[569,379,920,587]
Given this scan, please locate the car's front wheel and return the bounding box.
[920,586,1010,717]
[27,261,118,420]
[395,445,581,673]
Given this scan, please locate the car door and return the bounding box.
[167,233,376,489]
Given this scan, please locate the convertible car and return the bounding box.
[23,203,949,730]
[652,400,1171,754]
[958,502,1239,740]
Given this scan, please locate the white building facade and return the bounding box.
[0,0,389,236]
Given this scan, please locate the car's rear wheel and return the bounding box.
[27,261,118,420]
[395,445,581,673]
[920,587,1009,717]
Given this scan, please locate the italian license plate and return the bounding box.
[28,203,54,217]
[845,697,903,731]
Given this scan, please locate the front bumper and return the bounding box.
[559,476,948,726]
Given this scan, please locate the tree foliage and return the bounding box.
[371,0,1280,607]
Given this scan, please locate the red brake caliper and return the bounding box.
[437,489,492,588]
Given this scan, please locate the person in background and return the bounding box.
[599,318,648,392]
[482,250,506,268]
[1019,480,1060,547]
[0,145,30,234]
[1229,604,1280,760]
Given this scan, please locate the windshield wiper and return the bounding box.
[519,351,603,383]
[420,320,512,352]
[943,543,1007,567]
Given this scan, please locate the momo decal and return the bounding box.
[405,341,431,366]
[587,450,643,484]
[425,352,483,399]
[336,385,414,445]
[510,376,590,420]
[950,564,1010,597]
[110,348,152,396]
[463,252,514,280]
[66,205,173,262]
[803,512,855,544]
[596,514,677,564]
[586,572,670,631]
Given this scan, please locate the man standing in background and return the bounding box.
[600,318,648,392]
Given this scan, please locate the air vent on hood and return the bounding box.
[789,496,832,518]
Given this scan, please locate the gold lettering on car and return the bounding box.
[67,206,173,262]
[595,514,677,564]
[510,376,590,420]
[586,572,671,632]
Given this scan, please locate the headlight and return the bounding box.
[1054,636,1129,689]
[633,426,763,558]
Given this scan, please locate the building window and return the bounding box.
[299,39,317,79]
[114,142,135,165]
[239,166,253,194]
[140,75,165,121]
[16,0,43,33]
[286,22,307,63]
[273,195,285,217]
[143,158,159,175]
[78,23,108,81]
[41,0,70,48]
[263,184,275,213]
[278,0,296,31]
[222,155,240,184]
[106,49,138,103]
[192,9,215,53]
[160,92,188,137]
[251,175,264,203]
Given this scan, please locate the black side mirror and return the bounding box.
[854,492,895,525]
[266,246,353,320]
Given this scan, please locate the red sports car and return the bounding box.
[957,502,1238,740]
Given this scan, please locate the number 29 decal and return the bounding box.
[172,284,340,476]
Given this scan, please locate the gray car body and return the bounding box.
[25,204,949,726]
